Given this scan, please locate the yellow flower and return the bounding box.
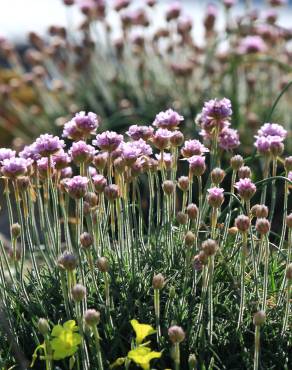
[128,346,161,370]
[50,320,81,360]
[130,319,156,344]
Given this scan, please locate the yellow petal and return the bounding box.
[130,319,156,344]
[128,347,161,370]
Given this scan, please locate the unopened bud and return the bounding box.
[186,203,198,219]
[84,192,98,207]
[256,218,270,235]
[211,168,225,185]
[286,263,292,280]
[202,239,218,256]
[230,155,243,170]
[235,215,250,233]
[84,309,100,327]
[176,211,188,225]
[152,273,165,290]
[188,354,197,370]
[253,310,266,326]
[162,180,175,195]
[284,156,292,172]
[38,318,50,336]
[96,257,109,272]
[80,232,93,249]
[286,213,292,228]
[168,325,185,344]
[72,284,86,302]
[178,176,189,192]
[11,223,21,239]
[238,166,251,179]
[185,231,195,246]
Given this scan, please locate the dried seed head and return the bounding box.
[11,223,21,239]
[72,284,86,302]
[84,192,98,207]
[168,325,185,344]
[178,176,189,192]
[84,309,100,327]
[80,233,93,249]
[286,213,292,229]
[256,218,270,235]
[253,310,266,326]
[230,155,244,170]
[176,211,188,225]
[284,156,292,172]
[96,257,109,273]
[238,166,251,179]
[152,273,165,290]
[186,203,198,219]
[211,167,225,185]
[162,180,175,195]
[185,231,195,246]
[38,318,50,336]
[234,215,250,233]
[202,239,218,256]
[286,263,292,280]
[58,252,77,271]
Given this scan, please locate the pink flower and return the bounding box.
[235,178,256,200]
[181,139,209,157]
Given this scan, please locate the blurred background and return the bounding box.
[0,0,291,151]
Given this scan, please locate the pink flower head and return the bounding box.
[37,157,55,177]
[60,167,73,179]
[93,131,123,152]
[92,174,107,193]
[288,171,292,182]
[114,0,130,12]
[181,139,209,157]
[238,36,267,54]
[64,176,89,199]
[53,150,71,170]
[153,109,184,130]
[63,111,99,140]
[88,166,97,177]
[19,143,41,162]
[1,157,31,178]
[166,1,181,21]
[254,136,271,155]
[207,187,225,208]
[187,155,206,176]
[69,141,95,165]
[257,123,287,139]
[235,178,256,200]
[126,125,154,141]
[34,134,65,156]
[177,15,193,34]
[0,148,16,162]
[200,98,232,135]
[155,152,173,170]
[152,128,173,150]
[219,128,240,151]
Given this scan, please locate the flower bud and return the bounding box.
[185,231,195,246]
[230,155,243,170]
[251,204,269,218]
[170,131,184,147]
[238,166,251,179]
[114,157,126,173]
[92,174,107,194]
[96,257,109,272]
[83,201,91,215]
[58,252,77,271]
[256,218,270,235]
[72,284,86,302]
[162,180,175,195]
[168,325,185,344]
[207,187,224,208]
[188,354,197,370]
[286,263,292,280]
[178,176,189,192]
[84,309,100,327]
[93,152,108,171]
[80,232,93,249]
[169,286,176,299]
[286,213,292,228]
[211,168,225,185]
[104,184,119,201]
[38,318,50,336]
[284,156,292,172]
[253,310,266,326]
[234,215,250,233]
[176,211,188,225]
[193,251,208,270]
[11,223,21,239]
[152,273,165,290]
[84,192,98,207]
[202,239,218,256]
[186,203,198,219]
